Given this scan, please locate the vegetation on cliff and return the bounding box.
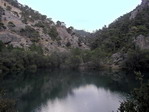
[119,72,149,112]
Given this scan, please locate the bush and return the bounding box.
[0,22,6,30]
[124,49,149,71]
[29,44,43,54]
[48,26,58,40]
[8,21,15,27]
[0,40,5,52]
[118,72,149,112]
[20,26,40,42]
[34,21,45,28]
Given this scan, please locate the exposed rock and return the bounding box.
[0,0,89,54]
[0,0,22,17]
[142,0,149,7]
[0,32,17,44]
[57,27,79,48]
[0,32,32,48]
[134,35,149,49]
[110,52,127,69]
[130,0,149,20]
[130,8,140,20]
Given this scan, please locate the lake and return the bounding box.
[0,70,138,112]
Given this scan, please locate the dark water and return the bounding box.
[0,70,138,112]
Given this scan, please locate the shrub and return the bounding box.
[0,22,6,30]
[6,6,12,11]
[29,44,43,54]
[118,72,149,112]
[124,49,149,71]
[48,26,58,40]
[8,21,15,27]
[34,21,45,28]
[0,40,5,52]
[20,26,40,42]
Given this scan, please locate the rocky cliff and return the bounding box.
[0,0,89,54]
[90,0,149,70]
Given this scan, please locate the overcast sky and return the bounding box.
[17,0,141,32]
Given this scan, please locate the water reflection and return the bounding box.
[0,70,138,112]
[36,85,125,112]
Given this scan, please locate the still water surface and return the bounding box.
[1,70,137,112]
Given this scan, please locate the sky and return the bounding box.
[17,0,141,32]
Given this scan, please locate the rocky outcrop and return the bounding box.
[134,35,149,49]
[130,8,140,20]
[130,0,149,20]
[0,0,89,54]
[110,52,127,69]
[2,10,25,30]
[0,32,18,44]
[142,0,149,7]
[0,32,32,48]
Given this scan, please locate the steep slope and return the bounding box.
[90,0,149,70]
[0,0,149,72]
[0,0,88,54]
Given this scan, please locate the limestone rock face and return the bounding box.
[57,27,79,48]
[110,52,127,69]
[0,32,32,48]
[130,9,139,20]
[0,32,18,44]
[142,0,149,7]
[0,0,89,54]
[134,35,149,50]
[130,0,149,20]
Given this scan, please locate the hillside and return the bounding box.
[90,0,149,70]
[1,1,149,111]
[0,0,149,73]
[0,0,88,54]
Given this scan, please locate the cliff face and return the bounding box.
[0,0,89,54]
[142,0,149,7]
[90,0,149,70]
[130,0,149,19]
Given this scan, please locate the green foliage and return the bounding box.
[34,21,45,28]
[22,18,27,24]
[0,99,16,112]
[67,26,74,35]
[124,49,149,71]
[0,42,53,73]
[0,40,5,52]
[66,41,71,47]
[8,21,15,27]
[91,6,149,54]
[29,44,43,54]
[48,26,58,40]
[20,4,47,22]
[20,26,40,42]
[0,7,4,22]
[119,72,149,112]
[61,48,109,70]
[65,55,82,69]
[0,89,16,112]
[49,52,62,68]
[0,22,6,30]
